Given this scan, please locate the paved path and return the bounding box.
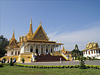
[21,60,100,65]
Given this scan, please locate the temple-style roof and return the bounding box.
[82,42,100,51]
[6,30,19,50]
[31,24,49,41]
[9,30,17,46]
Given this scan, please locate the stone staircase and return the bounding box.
[35,54,67,62]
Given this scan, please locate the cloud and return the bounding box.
[48,21,100,51]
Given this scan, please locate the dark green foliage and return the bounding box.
[0,35,9,57]
[79,56,86,69]
[78,56,80,60]
[21,58,25,63]
[10,58,13,66]
[71,44,83,58]
[0,63,3,67]
[89,57,91,60]
[83,57,86,61]
[3,58,6,61]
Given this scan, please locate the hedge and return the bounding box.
[15,63,100,69]
[0,63,100,70]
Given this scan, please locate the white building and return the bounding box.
[82,42,100,59]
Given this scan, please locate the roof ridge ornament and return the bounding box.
[28,17,33,35]
[30,16,32,24]
[39,21,42,25]
[12,29,15,39]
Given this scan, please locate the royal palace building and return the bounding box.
[3,18,66,62]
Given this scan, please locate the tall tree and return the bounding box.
[0,35,9,57]
[71,44,83,58]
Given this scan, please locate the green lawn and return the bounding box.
[0,66,100,75]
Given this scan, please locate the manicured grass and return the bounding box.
[0,66,100,75]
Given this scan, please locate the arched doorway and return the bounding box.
[36,49,38,54]
[30,46,33,52]
[30,49,33,52]
[46,49,48,53]
[51,49,52,52]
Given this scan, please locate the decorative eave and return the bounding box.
[26,40,56,43]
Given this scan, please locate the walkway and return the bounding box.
[21,60,100,65]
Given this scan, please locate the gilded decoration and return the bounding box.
[82,42,99,51]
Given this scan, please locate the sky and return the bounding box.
[0,0,100,51]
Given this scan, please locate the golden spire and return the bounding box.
[12,30,15,39]
[30,17,32,24]
[28,17,33,34]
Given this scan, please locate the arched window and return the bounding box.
[30,46,33,52]
[11,51,13,55]
[15,51,17,55]
[18,51,20,55]
[88,51,90,54]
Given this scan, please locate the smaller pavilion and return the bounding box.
[82,42,100,59]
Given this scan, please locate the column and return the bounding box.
[43,44,44,53]
[98,50,99,55]
[50,44,51,53]
[45,44,46,52]
[89,50,91,55]
[7,50,9,56]
[32,44,34,52]
[60,45,61,52]
[17,50,18,55]
[40,44,41,54]
[35,43,36,53]
[48,45,50,53]
[55,44,56,53]
[29,44,30,52]
[95,50,96,54]
[13,49,15,55]
[57,45,58,52]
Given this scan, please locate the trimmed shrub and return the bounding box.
[89,57,91,60]
[79,56,86,69]
[10,58,13,66]
[21,58,25,63]
[3,58,6,61]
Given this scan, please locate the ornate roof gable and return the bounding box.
[31,25,49,41]
[9,30,17,46]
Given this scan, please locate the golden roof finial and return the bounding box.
[28,17,33,34]
[30,16,32,24]
[39,21,42,25]
[12,30,15,39]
